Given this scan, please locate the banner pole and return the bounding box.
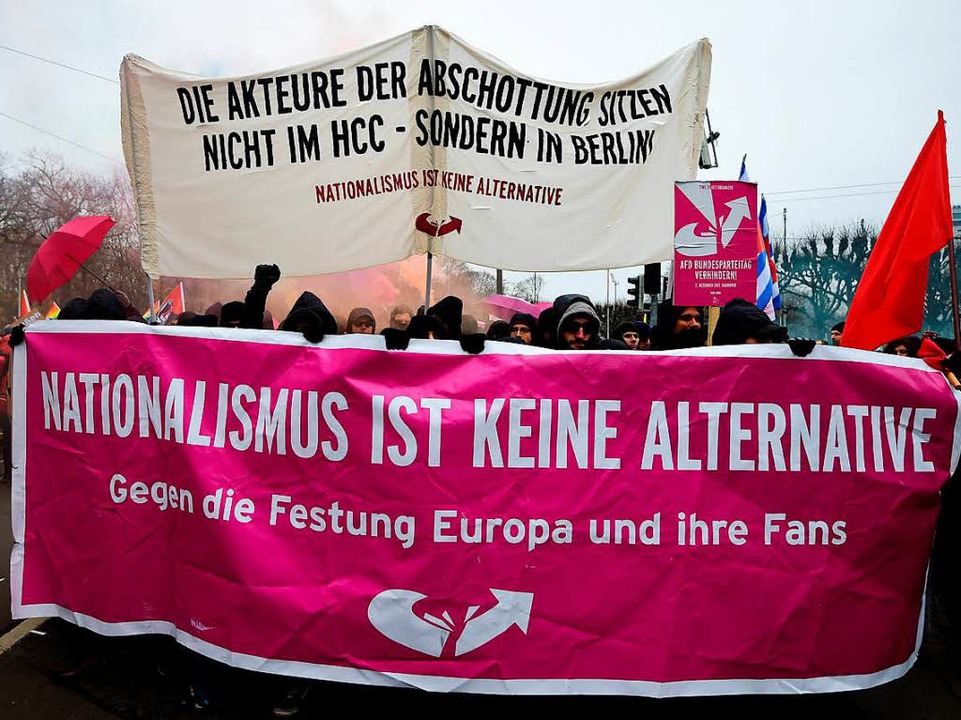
[146,275,157,324]
[605,269,611,338]
[947,234,961,352]
[424,253,433,312]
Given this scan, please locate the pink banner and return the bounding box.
[673,180,758,306]
[11,322,961,696]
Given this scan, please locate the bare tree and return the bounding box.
[776,221,877,338]
[511,273,545,303]
[0,152,145,322]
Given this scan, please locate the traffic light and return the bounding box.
[626,275,641,310]
[644,263,661,295]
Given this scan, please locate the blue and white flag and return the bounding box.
[740,157,777,319]
[759,196,781,310]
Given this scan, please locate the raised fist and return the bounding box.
[254,264,281,287]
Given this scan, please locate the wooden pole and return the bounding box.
[706,306,720,345]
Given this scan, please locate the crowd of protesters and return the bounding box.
[5,264,957,370]
[2,264,961,716]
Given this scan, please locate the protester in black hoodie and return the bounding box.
[711,297,817,357]
[278,291,338,343]
[711,298,789,346]
[534,307,557,348]
[553,294,602,350]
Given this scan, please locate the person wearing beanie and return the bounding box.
[711,298,789,346]
[508,312,537,345]
[346,307,376,334]
[830,321,846,346]
[552,294,602,350]
[614,320,641,350]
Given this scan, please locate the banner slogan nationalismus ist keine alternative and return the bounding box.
[11,321,961,696]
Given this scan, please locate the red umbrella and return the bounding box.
[27,215,115,303]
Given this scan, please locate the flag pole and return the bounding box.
[146,274,157,324]
[424,252,433,312]
[948,233,961,352]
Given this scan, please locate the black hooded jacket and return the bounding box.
[427,296,463,340]
[535,307,557,348]
[278,292,338,338]
[712,298,788,346]
[552,294,602,350]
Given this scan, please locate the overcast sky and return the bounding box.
[1,0,958,304]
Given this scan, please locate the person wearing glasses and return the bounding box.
[508,312,537,345]
[346,307,377,334]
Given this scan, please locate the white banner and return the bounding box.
[121,26,711,279]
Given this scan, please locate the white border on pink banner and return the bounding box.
[9,320,960,697]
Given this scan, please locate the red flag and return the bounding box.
[144,282,186,323]
[841,111,953,350]
[917,336,947,370]
[19,289,30,318]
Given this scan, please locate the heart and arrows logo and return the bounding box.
[367,588,534,658]
[415,212,463,237]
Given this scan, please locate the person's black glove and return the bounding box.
[302,325,324,344]
[254,264,281,288]
[9,324,25,347]
[460,333,485,355]
[787,338,817,357]
[381,328,410,350]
